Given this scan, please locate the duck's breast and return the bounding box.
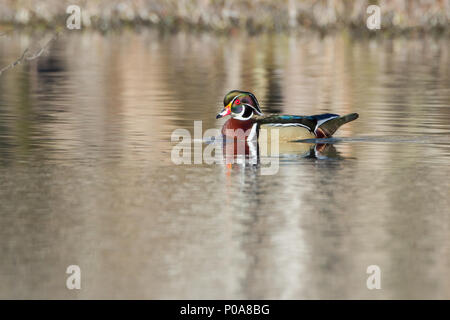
[222,118,255,139]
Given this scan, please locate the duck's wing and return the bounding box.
[256,114,320,132]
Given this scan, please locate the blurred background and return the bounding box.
[0,1,449,299]
[0,0,449,33]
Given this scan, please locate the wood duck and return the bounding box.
[217,90,359,142]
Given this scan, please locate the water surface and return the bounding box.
[0,31,449,299]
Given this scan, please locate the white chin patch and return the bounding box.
[233,109,253,121]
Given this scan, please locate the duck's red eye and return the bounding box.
[235,99,241,105]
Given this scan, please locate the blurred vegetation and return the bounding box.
[0,0,449,35]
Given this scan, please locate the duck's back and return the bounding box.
[256,113,358,140]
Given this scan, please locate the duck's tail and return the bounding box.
[315,113,359,138]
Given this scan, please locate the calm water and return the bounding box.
[0,31,449,299]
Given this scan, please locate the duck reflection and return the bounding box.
[222,138,341,167]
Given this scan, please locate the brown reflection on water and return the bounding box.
[0,31,449,299]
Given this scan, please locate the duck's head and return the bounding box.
[216,90,263,120]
